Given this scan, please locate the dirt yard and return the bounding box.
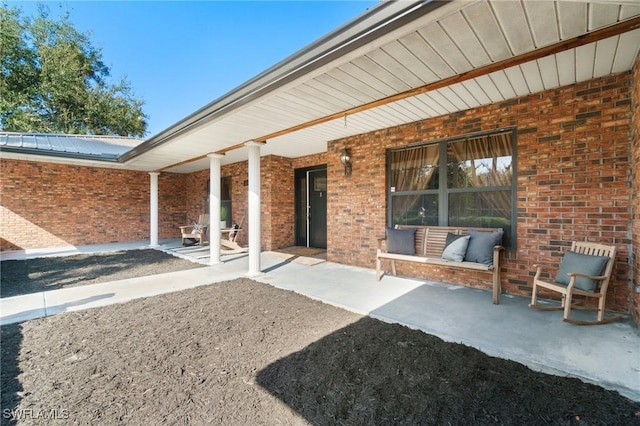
[1,252,639,425]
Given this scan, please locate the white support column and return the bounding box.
[245,141,264,277]
[208,153,224,265]
[149,172,160,247]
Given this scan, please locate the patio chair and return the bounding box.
[180,214,209,246]
[220,216,248,254]
[529,241,620,325]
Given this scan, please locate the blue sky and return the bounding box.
[9,1,378,136]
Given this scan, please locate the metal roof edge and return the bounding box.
[119,0,445,163]
[0,146,122,163]
[0,131,144,141]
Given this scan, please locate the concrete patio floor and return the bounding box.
[1,239,639,401]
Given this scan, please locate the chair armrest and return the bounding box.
[532,264,553,281]
[179,225,192,231]
[565,272,608,292]
[568,272,607,281]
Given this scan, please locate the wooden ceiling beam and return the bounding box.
[257,16,640,141]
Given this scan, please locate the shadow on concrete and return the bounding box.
[256,284,640,424]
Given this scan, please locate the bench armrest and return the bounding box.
[492,245,504,266]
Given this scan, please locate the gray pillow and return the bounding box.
[464,229,503,265]
[554,250,610,291]
[386,227,416,255]
[441,233,470,262]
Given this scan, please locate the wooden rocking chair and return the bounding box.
[180,214,209,246]
[220,216,248,254]
[529,241,620,325]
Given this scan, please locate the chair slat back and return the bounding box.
[571,241,615,258]
[198,214,209,226]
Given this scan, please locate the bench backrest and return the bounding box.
[395,225,504,257]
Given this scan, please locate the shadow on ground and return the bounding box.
[0,249,203,298]
[256,316,639,425]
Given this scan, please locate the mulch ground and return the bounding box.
[1,252,639,425]
[0,249,204,298]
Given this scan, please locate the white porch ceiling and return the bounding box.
[122,0,640,174]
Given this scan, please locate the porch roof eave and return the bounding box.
[120,0,640,175]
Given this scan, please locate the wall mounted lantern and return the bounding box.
[339,148,352,176]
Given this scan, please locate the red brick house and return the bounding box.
[2,1,640,325]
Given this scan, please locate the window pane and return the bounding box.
[447,133,512,189]
[390,145,439,191]
[449,191,512,244]
[391,194,438,226]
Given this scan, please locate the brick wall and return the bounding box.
[631,52,640,325]
[327,71,634,315]
[159,172,188,239]
[0,160,186,250]
[292,152,327,170]
[261,155,295,250]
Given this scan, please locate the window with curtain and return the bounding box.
[387,129,516,247]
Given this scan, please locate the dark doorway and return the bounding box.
[295,167,327,248]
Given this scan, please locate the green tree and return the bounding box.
[0,4,147,136]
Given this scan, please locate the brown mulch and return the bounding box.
[0,249,204,298]
[1,253,639,425]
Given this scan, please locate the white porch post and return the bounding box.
[149,172,160,247]
[245,141,264,277]
[208,153,224,264]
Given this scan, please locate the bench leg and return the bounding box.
[492,267,501,305]
[376,257,382,281]
[391,260,396,276]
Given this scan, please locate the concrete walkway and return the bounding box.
[1,241,639,401]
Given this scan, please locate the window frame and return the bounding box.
[386,128,517,249]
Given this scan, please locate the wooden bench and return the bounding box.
[376,225,505,304]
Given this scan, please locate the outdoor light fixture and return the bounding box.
[339,148,352,176]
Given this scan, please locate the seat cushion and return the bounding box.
[441,233,470,262]
[554,250,610,291]
[464,229,503,265]
[386,227,416,255]
[192,223,203,234]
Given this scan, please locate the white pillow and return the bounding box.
[441,234,470,262]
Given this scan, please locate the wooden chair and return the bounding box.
[179,214,209,246]
[529,241,620,325]
[220,216,248,254]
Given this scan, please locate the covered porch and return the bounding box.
[1,239,638,401]
[1,1,639,322]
